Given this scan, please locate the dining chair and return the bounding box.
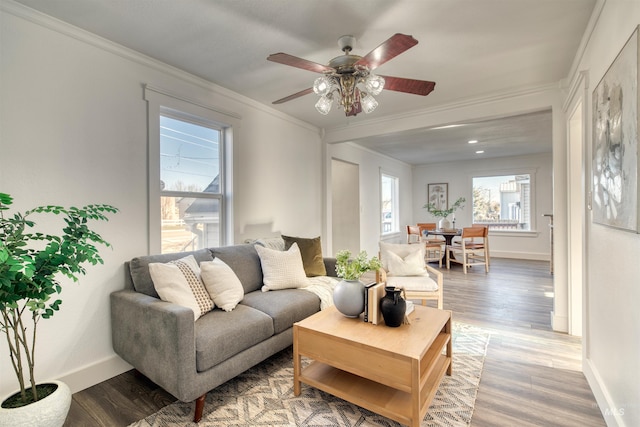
[417,222,445,244]
[471,224,491,265]
[407,225,443,267]
[446,226,489,274]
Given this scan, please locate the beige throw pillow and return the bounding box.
[379,242,425,272]
[386,249,426,276]
[255,242,309,291]
[148,255,214,320]
[200,258,244,312]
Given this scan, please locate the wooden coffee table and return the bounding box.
[293,305,452,427]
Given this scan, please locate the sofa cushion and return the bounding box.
[255,243,308,291]
[195,304,274,372]
[200,258,244,312]
[240,289,320,334]
[148,255,214,320]
[130,249,214,298]
[210,245,263,294]
[282,235,327,277]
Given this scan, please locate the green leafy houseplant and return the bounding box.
[334,250,381,281]
[423,196,466,219]
[0,193,117,408]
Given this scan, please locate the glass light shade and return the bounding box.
[313,76,332,96]
[364,74,385,95]
[360,93,378,114]
[315,95,333,115]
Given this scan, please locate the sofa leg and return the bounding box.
[194,394,206,423]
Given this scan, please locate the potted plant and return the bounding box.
[424,196,465,229]
[332,250,381,318]
[0,193,117,427]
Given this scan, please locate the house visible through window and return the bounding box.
[381,173,399,234]
[472,174,532,231]
[160,114,223,253]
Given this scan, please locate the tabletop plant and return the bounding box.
[335,250,381,281]
[424,196,466,218]
[0,192,118,408]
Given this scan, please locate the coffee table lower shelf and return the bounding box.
[299,354,450,426]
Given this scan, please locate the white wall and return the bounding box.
[0,3,322,397]
[570,1,640,426]
[413,152,553,260]
[325,143,414,256]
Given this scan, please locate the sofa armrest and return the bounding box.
[110,290,196,399]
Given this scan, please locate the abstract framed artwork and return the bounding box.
[427,183,448,211]
[592,25,639,232]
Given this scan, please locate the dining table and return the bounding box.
[428,229,462,246]
[427,229,462,263]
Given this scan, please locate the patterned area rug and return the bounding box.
[129,323,489,427]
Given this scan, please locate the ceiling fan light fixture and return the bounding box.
[364,74,385,95]
[315,94,333,115]
[313,75,333,96]
[360,92,378,114]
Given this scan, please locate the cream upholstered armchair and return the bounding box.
[376,242,443,309]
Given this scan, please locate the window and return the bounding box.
[145,85,238,254]
[159,114,223,253]
[472,174,532,231]
[381,173,399,234]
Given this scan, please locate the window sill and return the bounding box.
[380,232,402,241]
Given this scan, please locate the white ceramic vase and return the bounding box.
[438,218,450,230]
[0,381,72,427]
[333,279,365,317]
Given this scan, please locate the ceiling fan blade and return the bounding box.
[379,75,436,96]
[272,87,314,104]
[355,34,418,70]
[267,53,334,74]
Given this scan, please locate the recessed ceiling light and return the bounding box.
[475,150,484,154]
[468,140,478,144]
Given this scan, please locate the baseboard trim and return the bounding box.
[57,354,132,394]
[584,358,624,426]
[491,251,550,261]
[550,311,568,333]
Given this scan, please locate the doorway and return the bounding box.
[331,158,360,255]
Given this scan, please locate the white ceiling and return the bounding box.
[12,0,596,164]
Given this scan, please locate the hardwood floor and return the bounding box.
[64,258,605,426]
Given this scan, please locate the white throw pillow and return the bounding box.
[200,258,244,312]
[255,242,309,291]
[386,249,426,276]
[149,255,214,320]
[379,242,424,271]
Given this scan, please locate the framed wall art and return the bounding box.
[427,183,448,211]
[592,25,639,232]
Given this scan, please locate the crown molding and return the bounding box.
[0,0,320,135]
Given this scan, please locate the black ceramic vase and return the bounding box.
[380,286,406,327]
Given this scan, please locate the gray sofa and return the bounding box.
[110,244,337,422]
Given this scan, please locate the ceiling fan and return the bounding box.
[267,33,435,117]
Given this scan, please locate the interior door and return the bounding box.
[331,158,360,256]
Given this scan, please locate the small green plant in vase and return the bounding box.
[333,250,381,318]
[424,196,465,229]
[0,192,117,423]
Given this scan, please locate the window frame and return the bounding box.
[470,168,538,235]
[380,171,400,235]
[144,85,239,253]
